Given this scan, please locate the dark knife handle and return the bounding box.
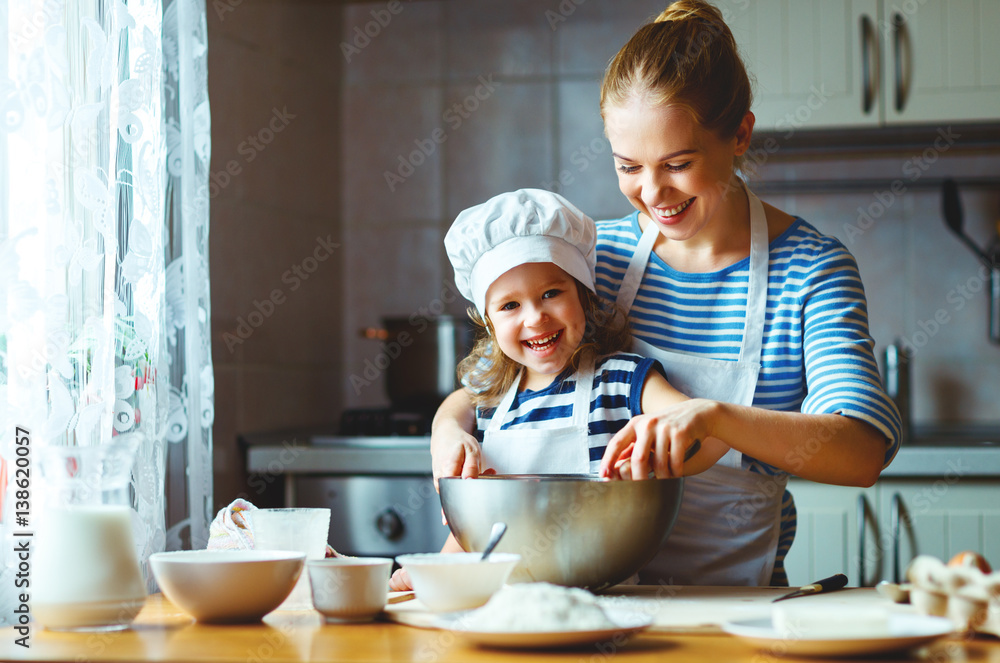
[683,439,702,462]
[804,573,849,594]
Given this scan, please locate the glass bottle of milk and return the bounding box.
[33,435,147,631]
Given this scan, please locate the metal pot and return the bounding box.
[440,475,684,589]
[360,315,476,409]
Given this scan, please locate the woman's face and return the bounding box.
[604,99,752,243]
[484,262,586,391]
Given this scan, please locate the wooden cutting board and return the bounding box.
[382,586,914,634]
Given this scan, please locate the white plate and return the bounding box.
[443,609,653,650]
[722,614,954,657]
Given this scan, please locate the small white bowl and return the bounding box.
[308,557,392,622]
[150,550,304,623]
[395,552,520,612]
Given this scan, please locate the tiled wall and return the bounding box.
[208,2,344,510]
[761,151,1000,425]
[339,0,666,412]
[208,0,1000,509]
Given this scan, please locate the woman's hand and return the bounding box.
[600,399,730,479]
[389,567,412,592]
[430,389,481,488]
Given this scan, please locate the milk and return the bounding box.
[33,505,147,630]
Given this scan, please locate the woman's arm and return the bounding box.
[603,397,885,487]
[603,231,896,487]
[706,402,885,486]
[430,388,481,486]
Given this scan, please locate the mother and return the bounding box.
[432,0,901,587]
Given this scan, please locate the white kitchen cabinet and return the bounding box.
[881,0,1000,125]
[719,0,1000,132]
[783,481,880,588]
[877,479,1000,582]
[720,0,879,132]
[785,476,1000,588]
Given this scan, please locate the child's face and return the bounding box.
[484,262,586,391]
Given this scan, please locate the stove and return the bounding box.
[338,407,434,437]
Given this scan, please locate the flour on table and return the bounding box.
[462,583,615,632]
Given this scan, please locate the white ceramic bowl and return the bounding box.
[308,557,392,622]
[150,550,305,623]
[395,552,520,612]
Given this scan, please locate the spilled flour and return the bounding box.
[462,582,614,632]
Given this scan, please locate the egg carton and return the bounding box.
[906,555,1000,636]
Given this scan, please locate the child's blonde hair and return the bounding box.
[457,279,632,408]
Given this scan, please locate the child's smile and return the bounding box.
[485,262,586,391]
[523,330,562,352]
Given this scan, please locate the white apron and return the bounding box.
[615,184,786,586]
[481,358,595,475]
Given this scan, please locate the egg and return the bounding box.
[947,551,992,574]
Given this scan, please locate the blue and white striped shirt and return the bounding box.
[476,353,660,474]
[596,212,902,586]
[596,212,902,469]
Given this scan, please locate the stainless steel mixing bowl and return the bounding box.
[439,474,684,590]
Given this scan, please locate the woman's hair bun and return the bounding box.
[601,0,751,141]
[654,0,725,26]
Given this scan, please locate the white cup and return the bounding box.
[307,557,392,622]
[252,508,331,610]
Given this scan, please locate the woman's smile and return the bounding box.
[650,197,696,225]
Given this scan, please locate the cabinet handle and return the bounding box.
[892,13,911,112]
[856,494,878,586]
[890,491,908,584]
[860,15,878,115]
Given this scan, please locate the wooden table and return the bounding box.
[3,591,998,663]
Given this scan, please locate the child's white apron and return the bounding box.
[481,358,595,475]
[614,184,786,586]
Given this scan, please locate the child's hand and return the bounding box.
[389,567,413,592]
[612,442,640,480]
[431,422,482,490]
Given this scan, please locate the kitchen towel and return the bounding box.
[207,498,257,551]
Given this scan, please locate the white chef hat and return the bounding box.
[445,188,597,316]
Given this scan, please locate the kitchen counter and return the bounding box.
[244,430,1000,480]
[5,590,995,663]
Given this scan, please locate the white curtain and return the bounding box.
[0,0,212,624]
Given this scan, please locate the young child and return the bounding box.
[389,188,726,591]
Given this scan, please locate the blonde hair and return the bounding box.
[600,0,753,142]
[458,281,632,408]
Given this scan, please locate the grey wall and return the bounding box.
[208,1,999,509]
[208,1,344,510]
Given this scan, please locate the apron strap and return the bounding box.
[740,187,768,366]
[616,182,769,368]
[571,356,595,428]
[615,219,659,313]
[486,371,522,433]
[486,356,595,433]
